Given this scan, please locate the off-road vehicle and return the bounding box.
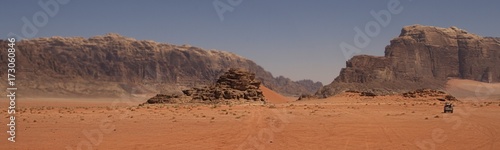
[444,102,453,113]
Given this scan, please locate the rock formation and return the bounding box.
[0,34,322,97]
[146,68,265,104]
[402,89,457,101]
[297,94,318,101]
[318,25,500,97]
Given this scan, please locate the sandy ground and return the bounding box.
[1,80,500,150]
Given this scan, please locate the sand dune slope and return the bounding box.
[446,79,500,101]
[260,86,290,104]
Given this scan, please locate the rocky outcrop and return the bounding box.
[146,68,265,104]
[402,89,457,101]
[297,94,318,100]
[0,34,321,97]
[318,25,500,97]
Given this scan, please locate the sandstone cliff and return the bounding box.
[0,34,322,97]
[318,25,500,97]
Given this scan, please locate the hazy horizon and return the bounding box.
[2,0,500,84]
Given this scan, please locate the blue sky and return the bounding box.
[1,0,499,84]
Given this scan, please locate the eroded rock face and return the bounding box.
[145,68,265,104]
[318,25,500,97]
[0,34,322,97]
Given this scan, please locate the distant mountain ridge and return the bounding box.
[317,25,500,97]
[0,33,322,97]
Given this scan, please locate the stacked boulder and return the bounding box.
[146,68,265,104]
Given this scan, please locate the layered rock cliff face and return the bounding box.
[318,25,500,97]
[0,34,322,97]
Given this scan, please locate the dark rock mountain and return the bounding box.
[273,76,324,96]
[318,25,500,97]
[0,33,322,97]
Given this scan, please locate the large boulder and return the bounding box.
[145,68,266,104]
